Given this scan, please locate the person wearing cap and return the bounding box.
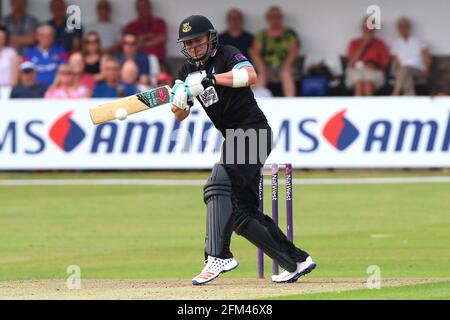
[171,15,315,285]
[10,61,48,98]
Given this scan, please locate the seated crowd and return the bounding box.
[0,0,440,99]
[0,0,170,99]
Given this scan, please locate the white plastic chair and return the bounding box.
[0,86,12,100]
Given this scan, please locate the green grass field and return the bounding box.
[0,171,449,299]
[268,282,450,300]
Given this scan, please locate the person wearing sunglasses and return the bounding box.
[116,32,151,86]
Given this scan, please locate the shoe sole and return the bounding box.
[273,262,317,284]
[192,272,221,286]
[192,262,239,286]
[286,263,317,283]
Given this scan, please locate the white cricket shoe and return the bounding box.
[271,256,317,283]
[192,256,239,285]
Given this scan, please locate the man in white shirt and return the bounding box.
[86,0,121,53]
[391,17,432,96]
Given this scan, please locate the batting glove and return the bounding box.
[170,80,192,111]
[185,71,216,98]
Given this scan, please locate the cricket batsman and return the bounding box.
[170,15,316,285]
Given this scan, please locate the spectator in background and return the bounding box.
[0,26,19,88]
[10,61,47,98]
[250,6,300,97]
[219,8,253,59]
[47,0,83,54]
[22,24,67,87]
[121,60,149,92]
[44,63,90,99]
[0,0,38,54]
[92,57,137,98]
[345,18,389,96]
[82,31,108,82]
[124,0,168,67]
[117,32,150,86]
[68,52,96,91]
[86,0,121,54]
[391,17,432,96]
[154,71,173,87]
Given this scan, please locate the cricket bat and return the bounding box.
[89,85,171,125]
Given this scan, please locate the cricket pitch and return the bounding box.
[1,278,447,300]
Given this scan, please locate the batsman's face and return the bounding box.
[184,35,209,60]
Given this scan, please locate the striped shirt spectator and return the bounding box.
[0,0,38,53]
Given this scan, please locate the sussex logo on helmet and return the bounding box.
[182,22,192,33]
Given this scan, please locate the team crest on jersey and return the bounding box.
[182,22,192,33]
[199,86,219,108]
